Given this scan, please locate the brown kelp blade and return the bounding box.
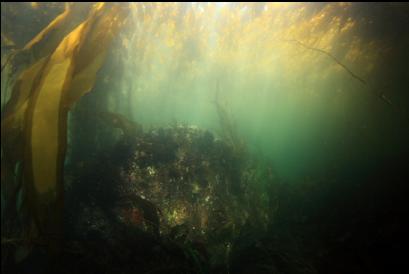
[13,3,92,71]
[26,2,128,238]
[1,3,128,246]
[65,3,128,109]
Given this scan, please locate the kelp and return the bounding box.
[1,3,87,141]
[1,2,128,247]
[1,58,48,167]
[21,3,91,61]
[1,58,49,232]
[4,3,92,75]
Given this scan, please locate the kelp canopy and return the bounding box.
[2,2,408,187]
[1,2,409,274]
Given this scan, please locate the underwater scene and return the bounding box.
[1,2,409,274]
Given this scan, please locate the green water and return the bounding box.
[107,2,409,181]
[2,4,408,181]
[1,3,409,273]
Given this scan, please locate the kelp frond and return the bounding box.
[1,3,129,248]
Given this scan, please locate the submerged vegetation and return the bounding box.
[2,2,409,274]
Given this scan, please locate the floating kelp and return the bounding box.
[2,3,91,76]
[21,3,91,64]
[1,3,129,250]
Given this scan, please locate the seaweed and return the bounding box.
[1,3,129,260]
[213,80,245,153]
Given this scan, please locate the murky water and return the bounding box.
[2,3,408,274]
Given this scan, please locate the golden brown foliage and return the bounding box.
[1,3,128,242]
